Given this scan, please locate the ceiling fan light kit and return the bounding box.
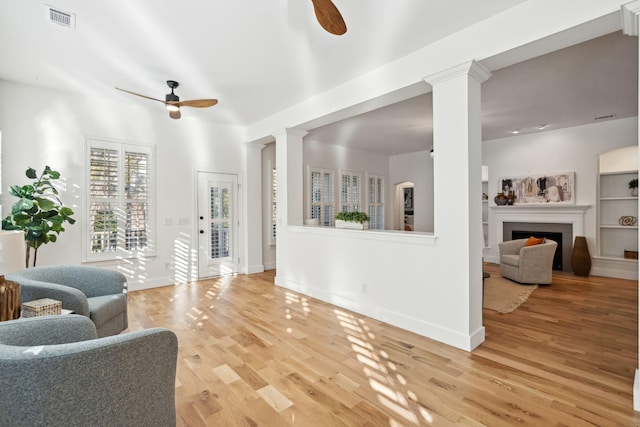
[115,80,218,120]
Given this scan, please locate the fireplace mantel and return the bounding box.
[491,205,591,244]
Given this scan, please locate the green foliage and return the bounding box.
[629,178,638,189]
[2,166,76,267]
[335,211,370,224]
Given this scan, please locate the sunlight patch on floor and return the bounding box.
[334,308,434,425]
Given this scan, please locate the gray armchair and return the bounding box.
[7,265,128,337]
[0,315,178,427]
[499,238,558,285]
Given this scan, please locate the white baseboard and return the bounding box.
[263,261,276,271]
[591,257,639,280]
[275,275,484,352]
[127,276,174,292]
[484,255,499,264]
[246,264,265,274]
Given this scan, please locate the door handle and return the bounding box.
[200,230,204,234]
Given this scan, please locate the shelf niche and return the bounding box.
[597,146,638,262]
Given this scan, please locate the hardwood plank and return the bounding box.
[127,266,640,426]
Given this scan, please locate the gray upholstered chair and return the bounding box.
[7,265,128,337]
[0,315,178,427]
[499,238,558,285]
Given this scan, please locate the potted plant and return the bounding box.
[335,211,370,230]
[2,166,75,267]
[629,178,638,197]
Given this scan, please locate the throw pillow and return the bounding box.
[525,236,545,246]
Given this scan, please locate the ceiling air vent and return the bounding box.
[45,5,76,29]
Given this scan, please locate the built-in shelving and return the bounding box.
[597,164,638,263]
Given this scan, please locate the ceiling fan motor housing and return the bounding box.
[166,80,180,103]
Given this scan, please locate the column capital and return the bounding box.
[424,60,491,87]
[272,128,309,140]
[622,1,640,36]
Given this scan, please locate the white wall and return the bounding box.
[483,117,638,275]
[389,150,434,232]
[0,80,245,290]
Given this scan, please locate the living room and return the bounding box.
[1,1,639,422]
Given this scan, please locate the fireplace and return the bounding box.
[503,222,573,272]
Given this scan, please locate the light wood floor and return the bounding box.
[127,265,640,426]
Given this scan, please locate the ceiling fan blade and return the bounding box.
[115,87,165,104]
[310,0,347,35]
[176,99,219,108]
[169,109,181,120]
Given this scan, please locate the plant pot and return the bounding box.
[632,187,638,197]
[335,220,369,230]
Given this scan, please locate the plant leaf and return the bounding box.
[35,197,55,211]
[12,198,34,214]
[26,168,37,179]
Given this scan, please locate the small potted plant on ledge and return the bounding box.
[335,211,370,230]
[629,178,638,197]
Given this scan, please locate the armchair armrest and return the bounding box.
[10,277,90,316]
[0,315,97,346]
[519,241,557,265]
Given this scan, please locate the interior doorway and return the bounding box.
[394,182,414,231]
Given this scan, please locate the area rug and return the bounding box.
[483,275,537,314]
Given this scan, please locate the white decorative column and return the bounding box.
[425,61,491,350]
[622,0,640,412]
[273,129,307,228]
[273,129,307,281]
[244,142,264,274]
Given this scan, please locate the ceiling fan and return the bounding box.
[311,0,347,35]
[115,80,218,119]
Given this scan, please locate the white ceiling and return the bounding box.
[0,0,524,125]
[305,31,638,155]
[0,1,636,155]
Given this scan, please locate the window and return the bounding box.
[368,175,385,230]
[307,166,335,226]
[270,165,277,245]
[86,139,154,261]
[340,171,362,213]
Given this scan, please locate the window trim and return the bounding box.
[84,138,156,262]
[268,160,277,246]
[305,165,336,227]
[366,174,385,230]
[339,169,364,213]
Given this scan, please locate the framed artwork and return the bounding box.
[499,172,575,205]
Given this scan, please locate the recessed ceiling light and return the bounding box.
[510,129,520,135]
[536,124,548,130]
